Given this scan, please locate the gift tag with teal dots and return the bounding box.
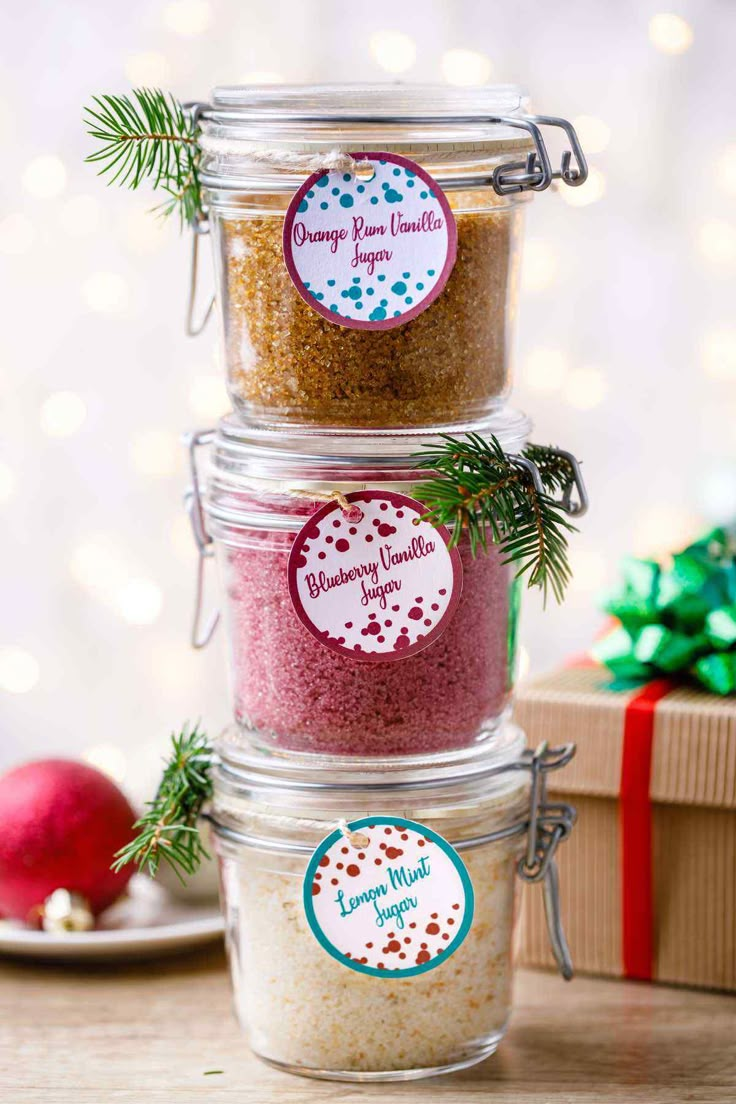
[282,153,457,330]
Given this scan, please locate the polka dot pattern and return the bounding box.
[304,818,473,977]
[288,491,462,661]
[283,153,456,331]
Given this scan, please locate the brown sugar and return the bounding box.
[218,204,521,428]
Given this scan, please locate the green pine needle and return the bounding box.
[113,724,213,882]
[415,434,579,605]
[84,89,202,226]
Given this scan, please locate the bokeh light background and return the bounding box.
[2,0,735,798]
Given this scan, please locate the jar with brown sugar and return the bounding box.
[195,85,587,431]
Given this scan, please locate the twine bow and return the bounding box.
[592,526,736,695]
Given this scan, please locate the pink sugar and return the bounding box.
[220,532,515,756]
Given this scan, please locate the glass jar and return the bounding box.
[195,85,587,430]
[185,410,532,756]
[210,726,577,1081]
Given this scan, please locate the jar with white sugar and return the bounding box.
[210,725,577,1081]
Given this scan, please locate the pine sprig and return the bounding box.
[84,89,202,226]
[113,724,214,882]
[415,434,578,605]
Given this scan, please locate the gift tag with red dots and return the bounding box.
[303,817,474,978]
[282,152,457,330]
[287,490,463,661]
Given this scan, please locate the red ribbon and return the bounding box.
[619,678,673,980]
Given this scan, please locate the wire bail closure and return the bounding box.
[490,115,588,196]
[183,428,219,648]
[185,215,214,337]
[209,741,578,980]
[512,448,589,519]
[184,109,588,337]
[182,430,588,654]
[516,741,577,980]
[181,102,215,338]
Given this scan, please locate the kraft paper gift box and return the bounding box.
[514,664,736,991]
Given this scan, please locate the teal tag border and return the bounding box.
[302,815,475,979]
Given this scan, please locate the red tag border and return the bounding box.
[287,490,463,663]
[282,151,458,332]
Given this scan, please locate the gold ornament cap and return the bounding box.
[41,889,94,933]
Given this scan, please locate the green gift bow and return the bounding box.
[592,527,736,696]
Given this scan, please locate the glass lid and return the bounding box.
[206,83,529,121]
[198,83,537,159]
[196,83,587,199]
[197,409,532,535]
[210,407,532,474]
[214,720,528,795]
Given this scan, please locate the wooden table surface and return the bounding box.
[1,946,734,1103]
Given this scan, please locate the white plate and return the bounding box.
[0,875,224,961]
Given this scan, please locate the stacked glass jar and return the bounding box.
[182,85,588,1081]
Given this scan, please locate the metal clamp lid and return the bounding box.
[183,105,587,336]
[193,106,587,197]
[209,741,578,980]
[182,429,588,652]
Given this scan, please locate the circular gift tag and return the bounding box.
[287,490,462,662]
[282,152,457,330]
[303,817,474,978]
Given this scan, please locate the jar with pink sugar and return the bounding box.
[184,412,585,756]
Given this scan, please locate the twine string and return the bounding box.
[287,487,364,522]
[198,137,361,174]
[338,819,371,850]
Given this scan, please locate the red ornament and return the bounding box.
[0,759,136,923]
